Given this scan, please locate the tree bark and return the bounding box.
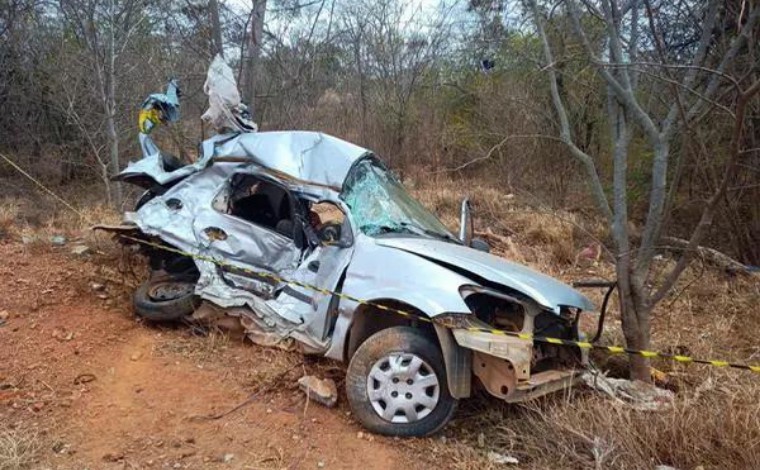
[243,0,267,119]
[209,0,224,58]
[106,0,122,208]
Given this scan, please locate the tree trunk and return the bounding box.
[106,0,122,208]
[209,0,224,58]
[617,264,652,382]
[243,0,267,119]
[105,112,121,207]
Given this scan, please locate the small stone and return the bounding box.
[298,375,338,408]
[356,431,364,440]
[71,245,91,256]
[222,453,234,463]
[21,235,38,245]
[0,310,9,321]
[477,433,485,448]
[317,461,325,468]
[173,463,181,469]
[91,283,105,292]
[131,353,142,361]
[184,437,195,444]
[31,402,44,412]
[487,451,519,465]
[52,441,67,453]
[50,235,67,246]
[102,452,124,462]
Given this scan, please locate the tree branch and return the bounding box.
[528,0,613,222]
[651,79,760,303]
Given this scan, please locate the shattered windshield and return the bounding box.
[341,159,459,242]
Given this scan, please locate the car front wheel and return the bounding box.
[346,326,457,436]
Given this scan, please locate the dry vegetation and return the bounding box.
[0,429,40,470]
[1,174,758,470]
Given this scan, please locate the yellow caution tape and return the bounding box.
[116,234,760,375]
[0,152,757,375]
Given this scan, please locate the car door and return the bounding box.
[266,202,354,340]
[192,172,302,300]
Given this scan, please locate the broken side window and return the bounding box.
[218,174,295,238]
[308,201,346,244]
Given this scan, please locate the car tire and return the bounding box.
[133,279,199,321]
[346,326,457,437]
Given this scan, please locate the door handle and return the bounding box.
[308,260,320,273]
[203,226,228,241]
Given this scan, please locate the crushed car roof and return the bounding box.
[211,131,371,189]
[122,130,372,190]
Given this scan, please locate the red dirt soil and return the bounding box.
[0,242,434,469]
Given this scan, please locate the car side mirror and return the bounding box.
[459,198,473,244]
[470,237,490,253]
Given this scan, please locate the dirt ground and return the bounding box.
[0,241,445,469]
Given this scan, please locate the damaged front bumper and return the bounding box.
[452,327,586,402]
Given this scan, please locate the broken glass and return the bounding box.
[341,159,458,242]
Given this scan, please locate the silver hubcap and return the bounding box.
[366,353,440,423]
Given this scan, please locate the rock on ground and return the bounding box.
[298,375,338,408]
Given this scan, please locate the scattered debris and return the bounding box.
[298,375,338,408]
[21,235,38,245]
[73,373,96,385]
[50,235,67,246]
[102,451,124,462]
[52,441,69,454]
[52,329,74,341]
[582,372,674,411]
[71,244,91,256]
[487,451,519,465]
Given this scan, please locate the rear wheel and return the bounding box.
[133,279,199,321]
[346,326,457,436]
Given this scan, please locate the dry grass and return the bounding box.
[428,375,760,470]
[0,429,40,470]
[0,198,21,240]
[410,178,760,470]
[5,171,760,469]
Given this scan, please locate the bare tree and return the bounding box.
[242,0,267,118]
[527,0,760,380]
[59,0,150,207]
[340,0,455,163]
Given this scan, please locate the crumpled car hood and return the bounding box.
[375,237,595,313]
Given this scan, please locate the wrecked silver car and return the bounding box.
[101,76,596,437]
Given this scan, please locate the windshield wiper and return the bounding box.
[362,224,417,236]
[362,222,459,243]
